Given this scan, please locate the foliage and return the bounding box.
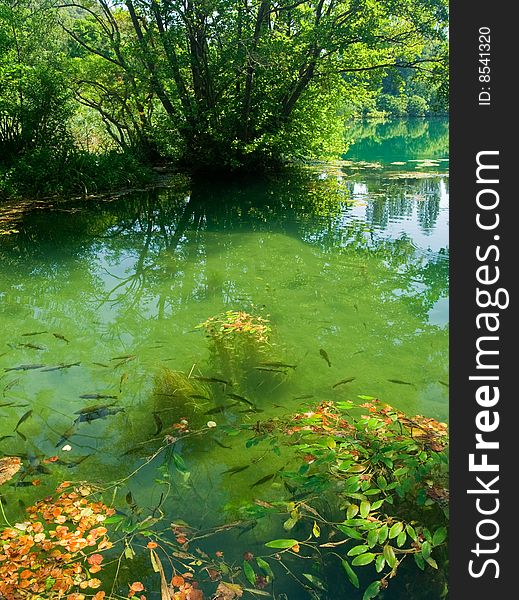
[56,0,448,171]
[0,482,115,599]
[223,398,449,598]
[198,312,271,346]
[0,0,72,160]
[0,148,153,199]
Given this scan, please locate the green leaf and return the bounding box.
[432,527,447,546]
[303,573,326,591]
[414,553,425,570]
[243,560,256,586]
[378,524,388,544]
[389,522,403,539]
[352,553,375,566]
[364,488,381,496]
[421,541,432,559]
[367,528,379,548]
[360,500,371,518]
[362,581,382,600]
[256,558,274,578]
[371,499,384,511]
[383,544,397,568]
[426,557,439,569]
[172,452,188,473]
[283,517,298,531]
[265,539,299,549]
[396,530,407,548]
[347,504,359,519]
[376,476,387,490]
[337,525,364,540]
[341,559,360,589]
[406,524,418,542]
[375,555,386,573]
[103,515,124,524]
[347,545,370,557]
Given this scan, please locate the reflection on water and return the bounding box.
[0,120,448,598]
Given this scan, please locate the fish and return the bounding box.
[251,473,275,488]
[92,362,109,368]
[319,349,332,367]
[4,364,45,372]
[15,410,33,431]
[204,403,239,415]
[110,355,136,361]
[53,333,70,343]
[387,379,416,387]
[293,394,314,400]
[192,376,230,385]
[75,402,119,415]
[438,380,449,388]
[258,362,297,369]
[222,465,250,476]
[3,378,20,394]
[226,393,254,407]
[119,373,129,392]
[0,402,28,408]
[332,377,356,389]
[213,438,232,450]
[239,408,264,414]
[21,331,47,336]
[254,367,288,373]
[112,356,136,368]
[42,362,81,372]
[153,413,163,436]
[79,393,118,400]
[56,426,76,448]
[0,435,14,443]
[237,520,258,538]
[18,343,45,350]
[74,407,124,424]
[66,455,90,468]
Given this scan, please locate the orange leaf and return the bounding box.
[130,582,145,592]
[171,575,185,588]
[146,541,158,549]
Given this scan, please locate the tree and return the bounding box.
[0,0,72,162]
[61,0,448,170]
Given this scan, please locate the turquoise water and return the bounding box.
[0,118,448,598]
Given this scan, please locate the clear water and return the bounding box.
[0,118,448,598]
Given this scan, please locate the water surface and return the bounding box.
[0,118,448,598]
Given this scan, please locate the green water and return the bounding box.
[0,118,448,598]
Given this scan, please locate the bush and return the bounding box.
[407,95,430,116]
[0,148,153,199]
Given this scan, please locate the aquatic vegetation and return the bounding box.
[0,393,449,600]
[220,399,449,598]
[198,311,271,346]
[197,312,272,384]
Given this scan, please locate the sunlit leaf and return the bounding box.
[341,559,359,589]
[265,539,299,549]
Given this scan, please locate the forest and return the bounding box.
[1,0,448,197]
